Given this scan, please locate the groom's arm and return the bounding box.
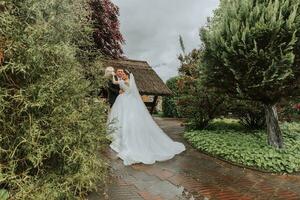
[108,81,120,94]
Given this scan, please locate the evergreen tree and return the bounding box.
[0,0,108,198]
[201,0,300,148]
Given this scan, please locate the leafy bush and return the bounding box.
[229,100,266,130]
[176,44,228,130]
[0,189,9,200]
[162,77,181,118]
[0,1,108,199]
[177,79,228,130]
[185,120,300,173]
[278,97,300,122]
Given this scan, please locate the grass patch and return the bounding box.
[184,119,300,173]
[153,111,167,118]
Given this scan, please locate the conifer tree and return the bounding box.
[201,0,300,148]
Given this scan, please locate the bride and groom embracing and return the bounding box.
[105,67,185,166]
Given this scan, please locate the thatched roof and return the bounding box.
[103,59,172,96]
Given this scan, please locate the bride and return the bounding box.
[106,67,185,166]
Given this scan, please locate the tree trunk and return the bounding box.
[264,104,283,148]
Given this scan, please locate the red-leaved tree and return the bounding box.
[89,0,124,58]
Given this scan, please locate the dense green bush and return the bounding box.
[185,119,300,173]
[278,97,300,122]
[229,100,266,130]
[177,78,228,130]
[162,77,181,118]
[0,1,108,199]
[176,38,266,131]
[175,45,228,129]
[0,189,9,200]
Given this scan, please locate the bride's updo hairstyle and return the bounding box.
[124,69,131,76]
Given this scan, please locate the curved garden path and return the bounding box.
[89,117,300,200]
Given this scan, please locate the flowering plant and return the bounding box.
[294,103,300,113]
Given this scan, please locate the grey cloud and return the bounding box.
[112,0,220,81]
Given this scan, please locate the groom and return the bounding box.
[107,68,124,107]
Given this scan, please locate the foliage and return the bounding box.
[177,78,228,130]
[0,36,3,64]
[0,1,108,199]
[295,103,300,114]
[0,189,9,200]
[84,58,108,97]
[229,100,266,130]
[89,0,124,58]
[201,0,300,103]
[177,42,228,130]
[185,119,300,173]
[162,77,181,118]
[201,0,300,148]
[278,97,300,121]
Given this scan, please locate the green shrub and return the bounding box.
[0,1,108,199]
[278,98,300,122]
[229,100,266,130]
[0,189,9,200]
[162,77,181,118]
[185,120,300,173]
[176,44,229,130]
[177,78,228,130]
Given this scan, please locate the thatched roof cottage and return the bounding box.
[103,59,172,113]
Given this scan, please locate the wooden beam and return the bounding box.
[150,96,158,114]
[0,49,3,65]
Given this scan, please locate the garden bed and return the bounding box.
[184,119,300,173]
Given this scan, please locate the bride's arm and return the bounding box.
[124,79,129,85]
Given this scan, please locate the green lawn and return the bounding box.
[184,119,300,173]
[153,111,165,118]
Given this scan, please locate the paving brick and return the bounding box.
[138,191,162,200]
[108,185,143,200]
[88,118,300,200]
[157,169,175,180]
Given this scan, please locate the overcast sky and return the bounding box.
[111,0,220,81]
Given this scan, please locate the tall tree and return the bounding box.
[201,0,300,148]
[89,0,124,58]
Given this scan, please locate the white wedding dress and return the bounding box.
[108,74,185,166]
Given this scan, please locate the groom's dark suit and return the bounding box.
[107,75,120,107]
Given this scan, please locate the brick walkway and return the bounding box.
[88,118,300,200]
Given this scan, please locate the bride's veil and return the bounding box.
[129,73,142,100]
